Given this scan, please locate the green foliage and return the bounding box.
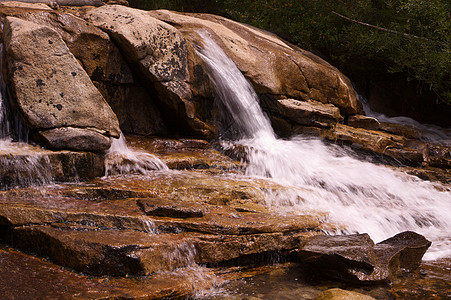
[220,0,451,104]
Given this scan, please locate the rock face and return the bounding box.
[3,16,120,150]
[86,5,216,138]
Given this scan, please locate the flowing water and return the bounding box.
[361,95,451,146]
[197,31,451,260]
[104,133,168,176]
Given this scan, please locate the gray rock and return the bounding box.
[348,115,380,131]
[3,17,120,146]
[86,5,215,139]
[39,127,111,152]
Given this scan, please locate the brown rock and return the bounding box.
[326,124,405,154]
[0,143,104,190]
[379,122,420,139]
[315,288,376,300]
[276,99,342,128]
[0,1,52,10]
[2,9,166,136]
[383,147,424,165]
[348,115,380,130]
[149,10,358,114]
[138,198,206,218]
[0,249,218,299]
[298,234,376,282]
[3,17,120,147]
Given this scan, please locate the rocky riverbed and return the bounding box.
[0,1,450,299]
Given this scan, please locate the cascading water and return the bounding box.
[197,31,451,260]
[104,133,168,176]
[360,96,451,146]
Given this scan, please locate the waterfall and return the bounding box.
[104,133,168,176]
[197,32,451,260]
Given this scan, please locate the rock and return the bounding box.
[315,288,376,300]
[383,147,424,165]
[87,5,216,138]
[407,141,451,169]
[348,115,380,131]
[275,99,342,128]
[0,249,218,299]
[0,170,323,276]
[138,198,206,218]
[379,122,421,140]
[0,143,104,190]
[326,124,405,154]
[39,127,111,151]
[0,1,53,10]
[376,231,431,273]
[297,232,431,284]
[0,8,166,136]
[3,17,120,150]
[149,10,358,114]
[297,234,376,282]
[424,144,451,169]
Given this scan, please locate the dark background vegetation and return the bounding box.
[128,0,450,126]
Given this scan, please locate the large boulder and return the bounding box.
[3,16,120,150]
[86,5,216,138]
[297,232,431,284]
[5,8,167,136]
[148,10,359,115]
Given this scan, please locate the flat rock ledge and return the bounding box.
[0,142,104,190]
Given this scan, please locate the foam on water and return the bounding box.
[197,31,451,260]
[104,133,168,176]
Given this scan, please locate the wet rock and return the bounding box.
[149,10,358,115]
[0,248,218,299]
[347,115,380,131]
[379,122,421,140]
[39,127,111,151]
[326,124,405,154]
[315,288,376,300]
[424,144,451,169]
[3,16,120,149]
[297,234,376,282]
[138,198,206,218]
[376,231,431,273]
[270,99,342,128]
[0,143,104,190]
[297,232,431,284]
[383,147,424,165]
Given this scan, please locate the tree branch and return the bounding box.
[331,11,434,43]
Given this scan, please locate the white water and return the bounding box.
[104,133,168,176]
[361,95,451,146]
[197,32,451,260]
